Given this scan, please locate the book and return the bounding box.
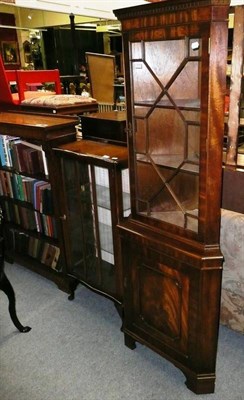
[34,211,42,233]
[0,171,13,198]
[44,244,56,267]
[23,177,37,204]
[51,247,60,270]
[2,200,10,221]
[23,147,44,175]
[39,183,52,213]
[10,173,18,199]
[18,140,48,177]
[13,204,21,225]
[1,136,12,167]
[0,170,8,196]
[5,171,14,198]
[0,174,3,196]
[44,244,60,269]
[12,141,29,172]
[0,136,6,166]
[1,136,21,168]
[41,214,49,236]
[14,231,29,254]
[40,242,49,264]
[15,174,25,201]
[33,180,45,210]
[28,236,35,257]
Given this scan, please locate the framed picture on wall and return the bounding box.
[1,41,19,64]
[23,40,32,64]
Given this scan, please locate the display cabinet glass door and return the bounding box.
[130,38,201,232]
[62,157,130,298]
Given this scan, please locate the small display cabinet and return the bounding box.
[114,0,230,394]
[54,140,130,304]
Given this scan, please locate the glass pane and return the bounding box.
[130,38,201,232]
[122,168,131,217]
[93,166,116,294]
[62,158,97,277]
[94,168,114,264]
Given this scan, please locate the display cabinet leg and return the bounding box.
[68,280,79,301]
[68,292,74,300]
[124,333,136,350]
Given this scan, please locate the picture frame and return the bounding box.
[23,40,32,64]
[1,41,19,65]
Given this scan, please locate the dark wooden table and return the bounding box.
[20,101,98,116]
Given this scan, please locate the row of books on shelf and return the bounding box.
[0,170,53,214]
[0,135,48,176]
[1,200,57,238]
[11,229,60,270]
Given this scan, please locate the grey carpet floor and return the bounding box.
[0,262,243,400]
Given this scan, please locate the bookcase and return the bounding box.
[114,0,229,394]
[0,111,78,292]
[54,140,130,304]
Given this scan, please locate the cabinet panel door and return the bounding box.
[124,243,190,356]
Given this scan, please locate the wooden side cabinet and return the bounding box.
[54,140,130,304]
[114,0,230,394]
[0,111,77,293]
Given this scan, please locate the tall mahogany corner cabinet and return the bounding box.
[114,0,230,395]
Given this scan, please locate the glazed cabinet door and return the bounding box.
[61,157,98,286]
[59,154,130,301]
[117,0,229,244]
[129,38,201,233]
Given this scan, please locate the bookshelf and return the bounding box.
[0,111,78,293]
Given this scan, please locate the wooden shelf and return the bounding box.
[134,98,200,110]
[137,154,199,173]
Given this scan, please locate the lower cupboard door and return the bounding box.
[124,247,191,358]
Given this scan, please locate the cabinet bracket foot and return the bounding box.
[184,372,215,395]
[124,333,136,350]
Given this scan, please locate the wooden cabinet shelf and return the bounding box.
[137,154,199,173]
[134,99,201,110]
